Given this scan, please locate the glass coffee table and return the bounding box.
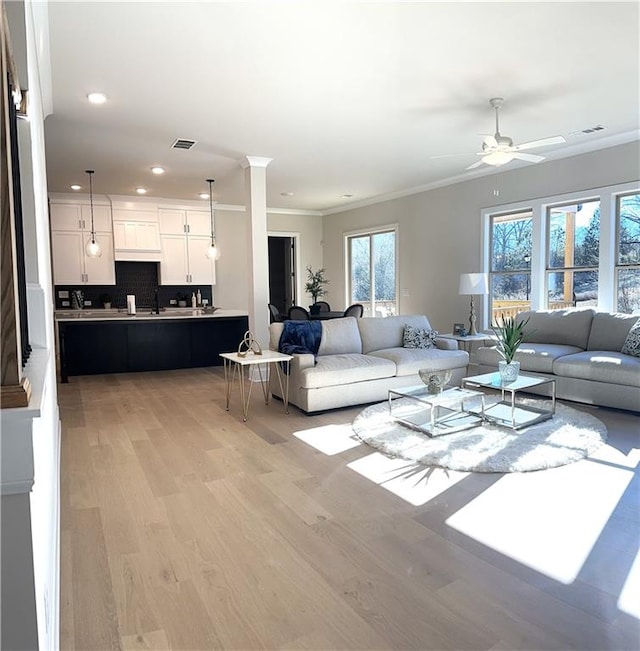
[462,372,556,429]
[388,385,484,437]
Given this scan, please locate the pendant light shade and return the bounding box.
[85,170,102,258]
[205,178,220,260]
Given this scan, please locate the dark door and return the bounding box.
[268,236,296,314]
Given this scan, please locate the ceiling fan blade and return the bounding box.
[466,159,485,170]
[513,135,566,151]
[512,152,545,163]
[430,152,476,159]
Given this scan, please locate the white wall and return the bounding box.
[322,141,640,333]
[213,208,324,311]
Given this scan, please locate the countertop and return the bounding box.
[55,308,248,322]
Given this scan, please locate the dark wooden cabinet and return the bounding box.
[58,316,248,382]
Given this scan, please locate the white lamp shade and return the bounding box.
[459,272,488,295]
[205,242,220,260]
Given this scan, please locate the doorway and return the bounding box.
[268,235,297,314]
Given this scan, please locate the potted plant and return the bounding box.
[491,314,530,382]
[305,266,329,314]
[176,292,188,308]
[99,293,112,309]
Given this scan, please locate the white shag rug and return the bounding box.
[352,398,607,473]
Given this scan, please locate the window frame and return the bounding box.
[481,181,639,328]
[615,191,640,313]
[344,224,399,318]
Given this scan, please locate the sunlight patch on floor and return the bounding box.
[293,424,362,455]
[446,456,634,584]
[347,452,469,506]
[618,544,640,619]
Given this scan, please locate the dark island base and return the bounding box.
[58,316,249,382]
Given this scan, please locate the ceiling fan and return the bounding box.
[435,97,566,170]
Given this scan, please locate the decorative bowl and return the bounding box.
[418,368,453,394]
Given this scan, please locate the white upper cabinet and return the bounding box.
[158,209,215,285]
[159,209,211,236]
[50,202,116,285]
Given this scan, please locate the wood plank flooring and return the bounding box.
[59,368,640,650]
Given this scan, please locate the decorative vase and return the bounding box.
[419,368,453,394]
[103,302,111,310]
[499,360,520,383]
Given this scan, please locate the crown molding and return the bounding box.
[240,156,273,169]
[322,131,640,216]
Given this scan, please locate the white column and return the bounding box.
[241,156,272,347]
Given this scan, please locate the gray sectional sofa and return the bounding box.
[476,308,640,412]
[269,315,469,413]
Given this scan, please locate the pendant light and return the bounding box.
[205,178,220,260]
[85,170,102,258]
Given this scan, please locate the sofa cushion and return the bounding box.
[620,319,640,357]
[588,312,639,352]
[553,351,640,388]
[300,354,395,389]
[403,325,437,349]
[318,317,362,355]
[476,343,583,373]
[516,308,595,349]
[368,347,469,377]
[359,315,432,354]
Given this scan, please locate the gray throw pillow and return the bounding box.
[621,319,640,357]
[403,325,438,349]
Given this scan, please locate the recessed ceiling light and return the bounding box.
[151,166,165,175]
[199,192,209,199]
[87,92,107,105]
[70,184,81,191]
[280,192,294,197]
[136,187,147,195]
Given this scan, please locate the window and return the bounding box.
[546,200,600,309]
[347,228,397,317]
[616,192,640,313]
[489,211,532,324]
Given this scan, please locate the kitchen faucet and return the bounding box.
[154,289,160,314]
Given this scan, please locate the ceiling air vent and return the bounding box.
[569,125,607,137]
[171,138,197,150]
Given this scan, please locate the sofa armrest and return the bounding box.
[435,337,458,351]
[289,353,316,373]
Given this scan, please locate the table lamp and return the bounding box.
[459,273,489,336]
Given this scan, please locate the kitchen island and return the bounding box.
[56,309,249,382]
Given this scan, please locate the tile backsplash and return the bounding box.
[55,262,213,309]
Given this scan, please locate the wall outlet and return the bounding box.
[203,299,209,306]
[61,300,70,307]
[84,300,92,306]
[58,290,69,299]
[169,299,177,305]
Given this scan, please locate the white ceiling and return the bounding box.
[43,1,640,213]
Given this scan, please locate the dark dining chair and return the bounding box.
[315,301,331,312]
[268,303,283,323]
[343,303,364,318]
[288,305,310,320]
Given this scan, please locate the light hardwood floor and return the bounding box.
[59,368,640,650]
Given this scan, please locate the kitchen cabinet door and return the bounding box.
[51,231,85,284]
[84,233,116,284]
[187,235,216,285]
[185,211,211,236]
[50,204,83,231]
[81,204,112,232]
[159,209,186,235]
[159,235,189,284]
